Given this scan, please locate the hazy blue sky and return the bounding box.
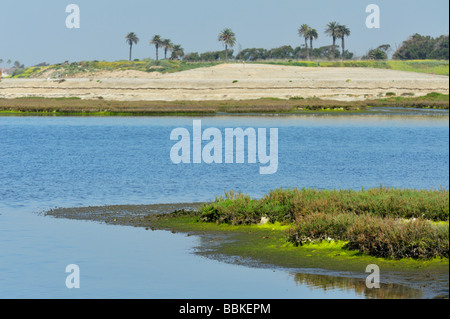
[1,0,448,66]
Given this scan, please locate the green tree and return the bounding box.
[125,32,139,61]
[337,25,351,58]
[307,28,319,59]
[150,35,163,62]
[364,44,390,60]
[218,28,236,61]
[298,24,311,60]
[325,21,340,59]
[393,34,449,60]
[184,52,200,62]
[161,39,173,60]
[269,45,295,59]
[240,48,269,61]
[171,44,184,60]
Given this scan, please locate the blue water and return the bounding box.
[0,113,448,298]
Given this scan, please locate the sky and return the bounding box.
[0,0,449,67]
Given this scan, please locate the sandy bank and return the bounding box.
[1,64,448,101]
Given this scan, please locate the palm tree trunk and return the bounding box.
[341,37,345,59]
[310,38,314,60]
[129,44,132,61]
[332,37,336,59]
[156,45,159,62]
[305,39,309,60]
[225,44,228,61]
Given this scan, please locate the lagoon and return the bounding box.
[0,111,448,298]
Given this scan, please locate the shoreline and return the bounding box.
[44,202,449,299]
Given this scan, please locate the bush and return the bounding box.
[346,216,449,259]
[286,213,449,259]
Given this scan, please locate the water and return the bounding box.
[0,112,448,298]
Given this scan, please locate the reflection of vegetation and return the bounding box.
[292,273,422,299]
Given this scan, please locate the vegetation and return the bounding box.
[150,35,163,63]
[325,22,341,59]
[218,28,237,61]
[336,24,351,57]
[1,93,447,115]
[161,39,173,60]
[394,34,449,60]
[125,32,139,61]
[198,188,449,260]
[364,44,391,60]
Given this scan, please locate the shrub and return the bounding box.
[286,213,449,259]
[346,216,449,259]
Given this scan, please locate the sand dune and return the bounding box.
[1,63,448,101]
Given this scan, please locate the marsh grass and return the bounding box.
[199,188,449,259]
[1,93,447,115]
[201,187,449,224]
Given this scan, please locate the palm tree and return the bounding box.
[150,35,163,62]
[306,28,319,60]
[125,32,139,61]
[170,45,184,60]
[325,22,340,59]
[218,28,236,61]
[337,25,351,58]
[298,24,310,60]
[161,39,173,60]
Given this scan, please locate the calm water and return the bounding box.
[0,112,448,298]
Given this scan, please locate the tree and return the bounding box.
[325,21,340,59]
[14,61,24,68]
[125,32,139,61]
[218,28,236,61]
[306,28,319,59]
[184,52,201,62]
[150,35,163,62]
[269,45,295,60]
[298,24,311,60]
[240,48,269,61]
[337,25,351,58]
[393,34,449,60]
[171,45,184,60]
[364,44,391,60]
[161,39,173,60]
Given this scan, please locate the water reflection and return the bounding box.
[291,272,422,299]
